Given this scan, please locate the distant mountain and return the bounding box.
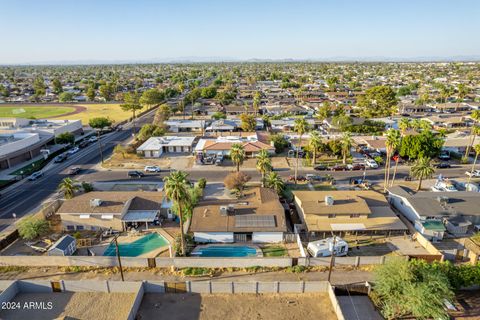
[2,55,480,65]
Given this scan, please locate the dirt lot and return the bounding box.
[136,293,337,320]
[0,292,135,320]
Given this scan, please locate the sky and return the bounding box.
[1,0,479,64]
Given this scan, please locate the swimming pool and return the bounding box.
[103,233,169,257]
[191,245,258,257]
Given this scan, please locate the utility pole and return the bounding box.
[327,235,337,283]
[114,235,124,281]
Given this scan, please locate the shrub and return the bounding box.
[223,172,251,196]
[197,178,207,189]
[17,217,50,240]
[181,267,211,276]
[286,265,306,273]
[81,182,94,193]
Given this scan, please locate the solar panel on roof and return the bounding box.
[235,215,276,228]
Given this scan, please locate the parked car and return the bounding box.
[144,165,161,172]
[27,171,43,181]
[79,140,90,148]
[306,174,322,181]
[288,175,307,182]
[54,154,68,163]
[364,158,379,169]
[128,171,145,178]
[438,151,451,160]
[314,164,329,171]
[88,136,98,143]
[465,170,480,177]
[330,164,346,171]
[347,163,365,171]
[435,162,451,169]
[68,167,81,175]
[67,147,79,155]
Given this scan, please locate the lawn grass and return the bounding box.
[54,104,148,124]
[0,106,75,118]
[262,246,287,257]
[11,158,46,176]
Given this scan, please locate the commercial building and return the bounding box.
[189,187,287,243]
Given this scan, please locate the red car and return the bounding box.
[347,163,365,171]
[288,175,307,182]
[330,165,347,171]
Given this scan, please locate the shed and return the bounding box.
[47,235,77,256]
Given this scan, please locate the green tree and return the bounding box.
[399,131,443,160]
[240,114,257,132]
[269,134,289,153]
[399,118,410,134]
[140,88,164,110]
[163,171,191,256]
[17,217,50,241]
[153,104,171,125]
[98,83,114,101]
[309,131,323,166]
[223,172,251,197]
[265,172,285,195]
[293,118,310,184]
[467,144,480,185]
[373,258,453,320]
[230,143,245,172]
[56,132,75,145]
[464,110,480,158]
[256,149,272,187]
[316,103,332,121]
[357,85,398,117]
[52,78,63,94]
[253,91,262,115]
[211,111,226,120]
[86,87,96,101]
[58,91,74,102]
[410,157,435,191]
[33,76,46,96]
[137,124,165,142]
[89,117,113,163]
[331,114,353,130]
[58,177,80,199]
[386,129,402,188]
[340,132,353,165]
[121,91,143,133]
[200,86,217,99]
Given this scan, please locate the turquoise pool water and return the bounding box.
[191,245,257,257]
[103,233,168,257]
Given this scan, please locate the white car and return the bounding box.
[364,158,379,169]
[88,136,98,143]
[144,165,161,172]
[27,171,43,181]
[67,147,79,155]
[466,170,480,177]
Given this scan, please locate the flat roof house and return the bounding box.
[165,120,206,133]
[388,186,480,239]
[56,191,169,231]
[195,134,275,157]
[293,190,407,237]
[137,136,196,157]
[189,188,287,243]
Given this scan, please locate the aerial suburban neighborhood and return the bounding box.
[0,1,480,320]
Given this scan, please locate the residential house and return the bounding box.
[195,133,275,157]
[56,191,170,231]
[432,103,471,114]
[293,190,407,237]
[388,186,480,239]
[137,136,196,157]
[205,119,238,132]
[189,187,287,243]
[398,103,433,115]
[165,120,206,133]
[424,115,470,129]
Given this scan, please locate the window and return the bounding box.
[66,225,75,231]
[350,214,360,218]
[76,225,84,230]
[328,214,336,218]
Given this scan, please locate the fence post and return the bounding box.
[380,256,386,264]
[255,281,259,294]
[274,281,279,293]
[186,281,191,293]
[302,281,305,293]
[355,256,360,267]
[106,280,110,293]
[231,282,234,294]
[208,281,212,294]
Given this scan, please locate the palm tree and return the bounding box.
[293,118,310,184]
[464,110,480,159]
[340,132,352,165]
[467,144,480,185]
[230,143,245,172]
[58,178,79,199]
[256,149,272,187]
[410,157,435,191]
[163,171,191,256]
[384,129,402,190]
[309,131,322,166]
[265,172,285,195]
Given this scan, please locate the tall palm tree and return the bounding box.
[410,157,435,191]
[464,110,480,159]
[58,178,80,199]
[230,143,245,172]
[467,144,480,185]
[309,131,322,166]
[163,171,191,256]
[385,129,402,190]
[293,119,310,184]
[265,172,285,195]
[256,149,272,187]
[340,132,352,165]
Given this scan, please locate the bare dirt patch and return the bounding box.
[136,293,337,320]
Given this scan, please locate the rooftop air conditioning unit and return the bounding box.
[227,204,235,214]
[90,199,102,208]
[325,196,334,206]
[220,206,228,216]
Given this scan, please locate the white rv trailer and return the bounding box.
[307,237,349,257]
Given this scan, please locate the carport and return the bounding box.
[122,210,159,230]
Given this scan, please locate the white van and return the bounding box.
[307,237,349,257]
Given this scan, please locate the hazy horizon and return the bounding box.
[1,0,479,65]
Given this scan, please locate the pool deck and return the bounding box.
[191,244,263,257]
